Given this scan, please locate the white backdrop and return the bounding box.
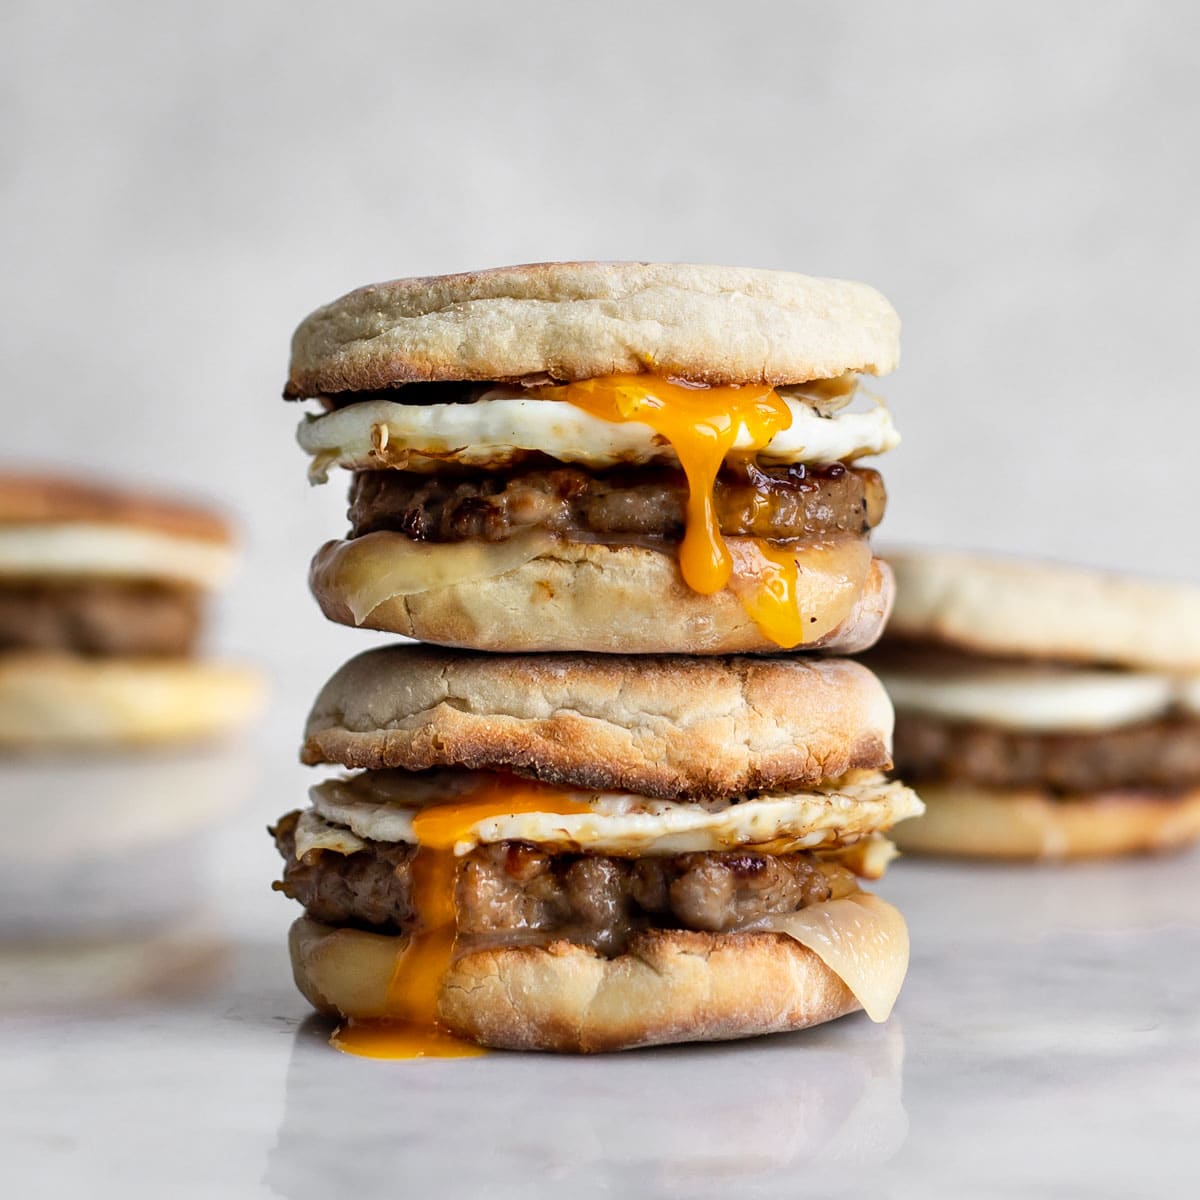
[3,0,1199,741]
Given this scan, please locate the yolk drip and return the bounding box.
[330,774,592,1060]
[539,374,842,647]
[538,374,792,596]
[730,539,805,649]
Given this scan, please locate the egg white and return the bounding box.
[298,390,899,480]
[298,771,923,858]
[880,665,1200,732]
[0,523,233,588]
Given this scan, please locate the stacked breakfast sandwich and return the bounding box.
[870,550,1200,859]
[271,262,923,1054]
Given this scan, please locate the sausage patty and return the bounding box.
[893,712,1200,794]
[347,462,885,544]
[0,581,202,657]
[271,811,857,954]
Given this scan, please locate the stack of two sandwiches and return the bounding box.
[272,262,923,1054]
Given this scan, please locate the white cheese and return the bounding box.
[309,528,558,624]
[745,892,909,1022]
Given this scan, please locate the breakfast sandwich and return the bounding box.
[276,261,920,1055]
[870,550,1200,859]
[0,472,262,748]
[272,647,923,1053]
[286,262,901,654]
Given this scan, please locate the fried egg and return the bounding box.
[299,770,923,858]
[298,389,898,480]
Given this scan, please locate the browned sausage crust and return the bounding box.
[347,462,885,544]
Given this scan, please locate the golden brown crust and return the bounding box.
[288,916,863,1052]
[308,540,894,656]
[0,473,232,543]
[0,653,265,750]
[884,549,1200,672]
[301,645,894,798]
[892,782,1200,860]
[285,261,900,395]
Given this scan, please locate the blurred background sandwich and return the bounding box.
[0,471,263,1009]
[870,550,1200,859]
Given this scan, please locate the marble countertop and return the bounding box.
[5,801,1200,1198]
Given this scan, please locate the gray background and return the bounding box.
[3,0,1198,710]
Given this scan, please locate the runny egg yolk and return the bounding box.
[730,539,806,649]
[330,774,592,1060]
[538,374,822,647]
[539,374,790,595]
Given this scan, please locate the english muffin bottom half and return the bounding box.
[272,646,923,1052]
[287,262,903,655]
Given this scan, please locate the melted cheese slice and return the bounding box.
[310,528,556,624]
[727,536,872,648]
[302,770,924,858]
[309,527,873,644]
[0,523,232,588]
[743,892,909,1022]
[297,391,898,480]
[880,666,1198,732]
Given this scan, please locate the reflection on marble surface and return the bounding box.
[267,1015,906,1200]
[0,743,257,1009]
[3,852,1200,1197]
[881,848,1200,941]
[0,923,231,1013]
[0,745,257,861]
